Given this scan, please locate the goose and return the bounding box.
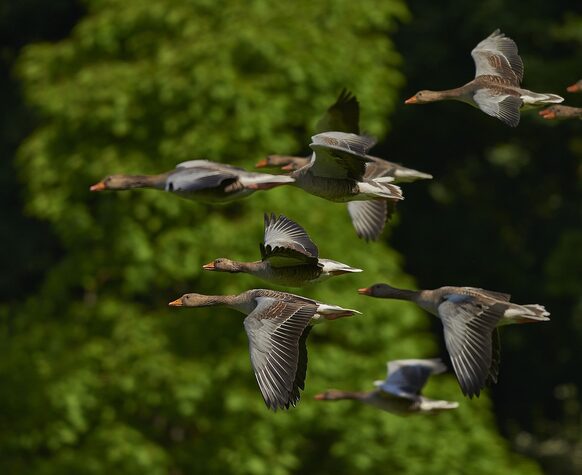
[257,153,433,183]
[405,29,564,127]
[539,105,582,121]
[567,80,582,93]
[90,160,294,203]
[203,213,362,287]
[358,283,550,398]
[288,131,404,241]
[260,90,430,240]
[314,358,459,414]
[168,289,360,410]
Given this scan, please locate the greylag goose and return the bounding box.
[289,131,404,241]
[567,80,582,93]
[90,160,294,203]
[405,29,564,127]
[257,154,433,183]
[314,358,459,414]
[168,289,360,410]
[358,283,550,398]
[203,213,362,287]
[539,105,582,120]
[259,90,430,240]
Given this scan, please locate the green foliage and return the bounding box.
[2,0,542,473]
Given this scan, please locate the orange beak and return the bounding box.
[357,287,371,295]
[255,159,268,168]
[566,83,580,93]
[404,95,418,105]
[168,298,183,307]
[90,181,106,192]
[313,393,326,400]
[202,261,216,270]
[538,109,556,120]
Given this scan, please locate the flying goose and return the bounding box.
[168,289,360,411]
[203,213,362,287]
[405,29,564,127]
[90,160,294,202]
[289,131,404,241]
[259,90,430,240]
[539,105,582,121]
[358,283,550,398]
[314,358,459,414]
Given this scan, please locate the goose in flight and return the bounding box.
[314,358,459,414]
[203,213,362,287]
[405,29,564,127]
[358,283,550,397]
[169,289,360,410]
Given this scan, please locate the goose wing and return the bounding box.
[376,358,447,400]
[473,90,522,127]
[471,29,523,86]
[166,166,239,193]
[243,297,316,411]
[438,294,504,398]
[347,200,390,241]
[314,89,360,134]
[260,214,319,267]
[308,131,375,180]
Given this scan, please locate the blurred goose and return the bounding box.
[539,105,582,121]
[90,160,294,203]
[169,289,360,411]
[290,131,404,240]
[405,29,564,127]
[567,80,582,93]
[358,283,550,398]
[314,358,459,414]
[203,213,362,287]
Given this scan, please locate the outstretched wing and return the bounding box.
[314,89,360,134]
[309,132,375,180]
[438,294,504,398]
[471,29,523,86]
[260,214,319,267]
[377,358,447,400]
[243,298,316,411]
[473,89,522,127]
[346,201,388,241]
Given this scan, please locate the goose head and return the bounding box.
[358,283,403,298]
[168,293,220,307]
[202,258,243,273]
[405,90,442,104]
[90,175,139,191]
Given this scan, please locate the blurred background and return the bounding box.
[1,0,581,473]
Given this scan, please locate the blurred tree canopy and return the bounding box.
[1,0,579,474]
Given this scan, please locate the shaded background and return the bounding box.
[1,0,580,473]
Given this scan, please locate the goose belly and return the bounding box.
[257,265,322,287]
[294,175,357,202]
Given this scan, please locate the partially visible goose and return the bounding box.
[567,80,582,93]
[257,154,433,183]
[289,131,404,241]
[90,160,294,203]
[314,358,459,414]
[405,29,564,127]
[539,105,582,121]
[168,289,360,411]
[358,283,550,398]
[203,213,362,287]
